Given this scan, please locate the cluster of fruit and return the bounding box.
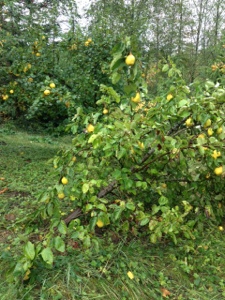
[43,82,56,96]
[84,38,92,47]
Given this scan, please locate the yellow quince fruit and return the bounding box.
[61,177,68,185]
[207,128,213,136]
[211,150,221,159]
[167,94,173,101]
[125,53,135,66]
[96,219,104,228]
[214,166,223,176]
[204,119,211,128]
[185,117,193,127]
[131,92,141,103]
[87,124,95,133]
[43,89,50,96]
[58,192,65,199]
[49,83,55,88]
[217,127,223,134]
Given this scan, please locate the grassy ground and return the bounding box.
[0,121,225,300]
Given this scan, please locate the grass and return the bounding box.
[1,121,225,300]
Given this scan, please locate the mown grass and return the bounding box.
[0,121,225,300]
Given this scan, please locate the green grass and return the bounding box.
[1,121,225,300]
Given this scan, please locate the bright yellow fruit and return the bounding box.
[131,92,141,103]
[2,95,9,100]
[127,271,134,280]
[198,133,205,139]
[85,41,89,46]
[217,127,223,134]
[49,83,55,88]
[36,52,41,57]
[103,108,108,114]
[211,150,221,159]
[185,117,193,127]
[87,38,92,43]
[9,90,14,94]
[125,53,135,66]
[219,226,224,231]
[204,119,211,128]
[72,156,77,162]
[43,89,50,96]
[61,177,68,185]
[87,124,95,133]
[207,128,213,136]
[138,141,145,149]
[167,94,173,101]
[28,77,33,82]
[96,219,104,228]
[214,166,223,176]
[58,192,65,199]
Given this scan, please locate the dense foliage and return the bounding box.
[0,0,224,285]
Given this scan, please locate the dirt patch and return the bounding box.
[3,190,31,198]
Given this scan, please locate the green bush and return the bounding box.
[9,39,225,281]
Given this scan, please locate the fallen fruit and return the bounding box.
[127,271,134,279]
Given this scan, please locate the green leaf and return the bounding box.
[47,203,53,216]
[58,221,67,235]
[89,217,97,231]
[110,57,124,71]
[24,241,35,260]
[162,64,169,72]
[88,134,98,143]
[124,83,137,95]
[82,183,89,194]
[54,236,65,253]
[116,147,127,160]
[111,206,124,221]
[83,236,91,248]
[150,234,157,244]
[140,217,150,226]
[96,203,107,212]
[152,204,160,215]
[85,203,93,212]
[126,202,136,211]
[112,72,121,84]
[178,99,188,107]
[41,247,54,265]
[159,196,168,206]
